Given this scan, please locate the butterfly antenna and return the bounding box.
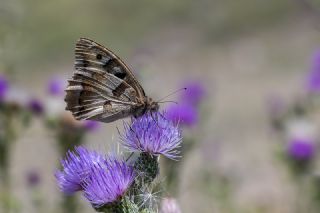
[156,88,187,103]
[157,100,178,105]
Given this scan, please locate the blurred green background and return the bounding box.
[0,0,300,74]
[1,0,320,213]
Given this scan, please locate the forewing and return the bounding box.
[75,38,146,100]
[65,38,145,122]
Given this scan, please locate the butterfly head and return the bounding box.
[146,97,159,112]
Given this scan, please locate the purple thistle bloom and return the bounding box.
[180,80,206,106]
[83,157,135,207]
[165,103,198,127]
[306,49,320,93]
[48,77,66,96]
[287,138,315,161]
[121,112,182,160]
[0,75,9,101]
[82,120,101,132]
[28,98,44,115]
[55,146,106,195]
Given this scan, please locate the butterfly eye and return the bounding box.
[96,54,102,60]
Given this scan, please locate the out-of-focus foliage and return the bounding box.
[1,0,295,74]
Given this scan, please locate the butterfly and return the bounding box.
[65,38,159,123]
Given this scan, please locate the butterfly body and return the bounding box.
[65,38,158,123]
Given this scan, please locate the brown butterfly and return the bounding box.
[65,38,159,123]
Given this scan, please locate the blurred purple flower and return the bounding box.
[55,146,106,195]
[28,98,44,115]
[160,197,182,213]
[0,75,9,100]
[306,49,320,93]
[26,170,41,187]
[165,103,198,127]
[180,80,206,106]
[121,112,182,160]
[48,77,66,96]
[287,138,315,161]
[83,157,135,207]
[82,120,101,132]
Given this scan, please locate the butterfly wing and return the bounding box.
[65,38,146,123]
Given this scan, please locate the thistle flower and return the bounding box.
[287,137,315,161]
[55,146,106,195]
[160,197,181,213]
[180,80,206,106]
[28,98,44,115]
[306,49,320,93]
[45,77,67,117]
[0,75,9,100]
[165,103,198,127]
[83,157,135,208]
[47,77,66,96]
[82,120,101,132]
[121,112,182,160]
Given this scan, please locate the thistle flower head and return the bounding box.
[28,98,44,115]
[121,112,182,160]
[287,137,315,161]
[0,75,9,100]
[82,120,101,132]
[181,80,206,106]
[47,77,66,96]
[55,146,106,195]
[165,103,198,127]
[306,49,320,93]
[83,156,135,208]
